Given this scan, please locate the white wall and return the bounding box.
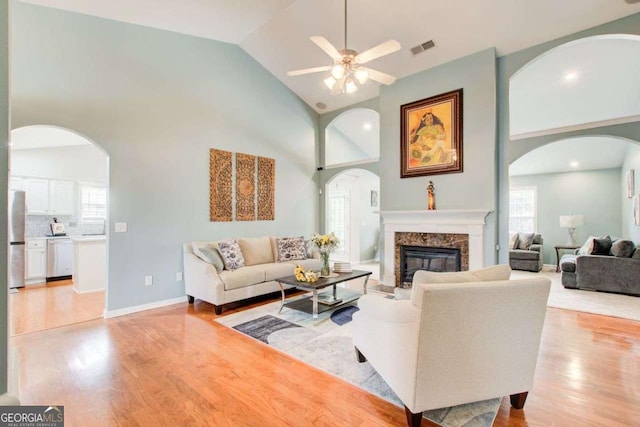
[11,144,107,183]
[622,144,640,242]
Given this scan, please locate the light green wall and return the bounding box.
[0,0,9,395]
[497,13,640,263]
[379,48,498,273]
[325,127,369,166]
[318,97,380,234]
[622,144,640,242]
[11,2,319,312]
[510,168,622,264]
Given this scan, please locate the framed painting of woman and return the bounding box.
[400,89,463,178]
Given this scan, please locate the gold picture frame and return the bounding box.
[400,89,463,178]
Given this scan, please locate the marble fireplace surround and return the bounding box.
[380,210,493,286]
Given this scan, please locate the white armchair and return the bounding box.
[352,265,550,427]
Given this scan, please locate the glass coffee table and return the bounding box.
[276,270,372,319]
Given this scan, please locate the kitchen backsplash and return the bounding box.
[26,215,106,238]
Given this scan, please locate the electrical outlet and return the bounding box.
[115,222,128,233]
[176,272,183,281]
[145,275,153,286]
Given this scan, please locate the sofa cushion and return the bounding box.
[275,236,307,262]
[217,239,245,270]
[218,266,265,291]
[578,236,595,255]
[509,249,541,261]
[592,236,612,255]
[633,248,640,260]
[260,262,297,282]
[411,265,512,308]
[516,232,535,250]
[238,237,274,265]
[192,242,224,273]
[610,239,635,258]
[283,258,322,271]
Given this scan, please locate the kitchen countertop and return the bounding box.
[70,235,107,242]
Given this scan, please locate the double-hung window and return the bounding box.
[80,183,106,222]
[509,186,537,233]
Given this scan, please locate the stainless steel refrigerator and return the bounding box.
[9,190,26,289]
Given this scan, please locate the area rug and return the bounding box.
[512,269,640,322]
[216,300,500,427]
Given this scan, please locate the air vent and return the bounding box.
[410,40,435,56]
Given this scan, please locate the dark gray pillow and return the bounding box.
[632,248,640,261]
[516,232,535,250]
[591,236,612,255]
[610,239,635,258]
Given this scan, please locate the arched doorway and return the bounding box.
[325,169,380,266]
[508,136,639,266]
[8,125,109,336]
[506,34,640,267]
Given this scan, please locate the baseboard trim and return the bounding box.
[104,296,188,319]
[73,287,105,294]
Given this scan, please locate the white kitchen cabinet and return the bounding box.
[21,178,75,216]
[49,180,75,215]
[23,178,50,215]
[26,239,47,282]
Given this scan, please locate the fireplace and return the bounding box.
[380,209,493,287]
[399,246,461,287]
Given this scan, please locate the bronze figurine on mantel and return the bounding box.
[427,181,436,210]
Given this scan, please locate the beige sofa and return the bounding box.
[183,236,321,314]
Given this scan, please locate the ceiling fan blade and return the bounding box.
[310,36,343,61]
[287,65,331,76]
[361,67,396,85]
[355,40,401,64]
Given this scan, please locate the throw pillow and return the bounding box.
[578,236,595,255]
[591,236,612,255]
[509,233,519,249]
[238,237,274,265]
[632,248,640,260]
[198,247,225,273]
[610,239,635,258]
[217,239,245,270]
[275,236,306,262]
[516,232,535,250]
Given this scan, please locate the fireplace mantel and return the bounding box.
[380,209,493,285]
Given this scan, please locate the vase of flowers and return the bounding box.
[310,233,340,277]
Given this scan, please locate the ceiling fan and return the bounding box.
[287,0,401,95]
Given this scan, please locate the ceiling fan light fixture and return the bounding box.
[345,79,358,94]
[354,68,368,84]
[331,64,345,79]
[324,76,336,89]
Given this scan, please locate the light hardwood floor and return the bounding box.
[10,280,105,336]
[10,294,640,426]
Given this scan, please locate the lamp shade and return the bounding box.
[559,215,584,228]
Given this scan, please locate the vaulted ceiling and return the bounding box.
[19,0,640,113]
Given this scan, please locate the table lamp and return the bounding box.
[559,215,584,246]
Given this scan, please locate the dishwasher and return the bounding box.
[47,238,73,281]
